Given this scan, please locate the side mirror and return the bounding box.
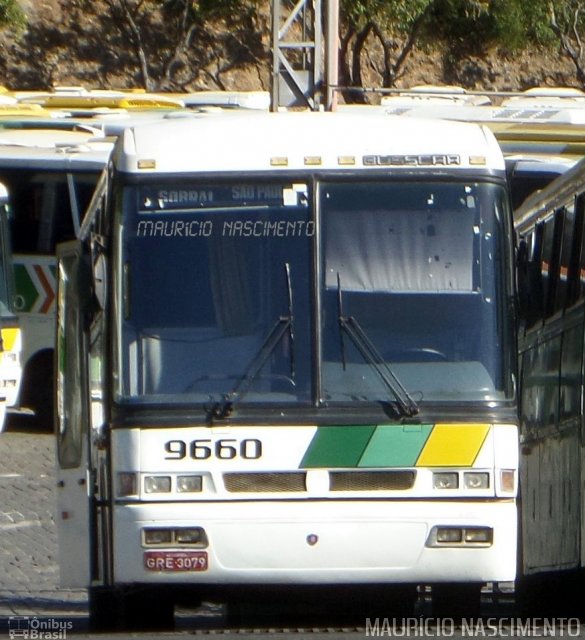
[91,234,107,310]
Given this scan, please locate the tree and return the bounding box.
[0,0,26,32]
[338,0,436,101]
[547,0,585,86]
[337,0,504,100]
[68,0,267,91]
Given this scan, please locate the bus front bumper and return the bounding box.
[111,499,517,585]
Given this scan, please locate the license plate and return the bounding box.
[144,550,208,572]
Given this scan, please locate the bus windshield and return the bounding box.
[116,178,513,408]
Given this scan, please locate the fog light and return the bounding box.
[175,528,204,544]
[433,472,459,489]
[464,472,490,489]
[464,527,492,544]
[144,475,172,493]
[117,472,137,497]
[177,475,202,493]
[144,528,173,545]
[436,527,463,543]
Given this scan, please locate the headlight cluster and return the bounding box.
[117,472,202,497]
[427,525,493,547]
[143,526,208,547]
[432,471,490,490]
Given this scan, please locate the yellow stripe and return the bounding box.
[1,328,20,353]
[416,424,490,467]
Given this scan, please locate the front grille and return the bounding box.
[329,470,416,491]
[224,472,307,493]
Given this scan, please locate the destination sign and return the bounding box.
[139,184,288,212]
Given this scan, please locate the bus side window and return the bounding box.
[569,193,585,306]
[541,211,563,320]
[554,205,573,314]
[523,224,544,329]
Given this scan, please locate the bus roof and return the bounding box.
[514,154,585,231]
[0,127,108,148]
[0,140,113,171]
[114,110,505,174]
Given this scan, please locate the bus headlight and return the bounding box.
[175,527,204,544]
[433,472,458,489]
[177,475,202,493]
[144,528,173,545]
[463,472,489,489]
[436,527,463,543]
[464,527,493,544]
[144,475,172,493]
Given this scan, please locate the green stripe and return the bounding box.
[358,424,433,467]
[14,264,38,312]
[301,426,375,468]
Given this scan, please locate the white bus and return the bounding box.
[0,182,21,431]
[0,133,113,424]
[55,110,519,630]
[514,155,585,616]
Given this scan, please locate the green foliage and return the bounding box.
[0,0,26,31]
[341,0,434,32]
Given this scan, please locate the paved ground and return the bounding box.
[0,426,88,624]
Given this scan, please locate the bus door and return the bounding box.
[55,239,92,586]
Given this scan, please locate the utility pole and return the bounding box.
[271,0,339,112]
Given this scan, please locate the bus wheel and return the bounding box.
[22,351,53,430]
[121,587,175,631]
[89,586,123,631]
[89,586,175,631]
[431,583,481,619]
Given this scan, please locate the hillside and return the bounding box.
[0,1,579,96]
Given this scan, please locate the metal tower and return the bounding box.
[271,0,338,111]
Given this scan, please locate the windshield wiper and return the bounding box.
[336,273,419,418]
[207,263,295,420]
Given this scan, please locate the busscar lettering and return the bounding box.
[362,154,461,167]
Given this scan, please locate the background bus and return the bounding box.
[55,109,519,629]
[0,181,21,432]
[514,155,585,616]
[0,132,112,424]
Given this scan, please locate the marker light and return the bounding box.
[144,475,172,493]
[433,472,459,489]
[500,469,516,493]
[117,472,137,497]
[463,472,490,489]
[177,475,202,493]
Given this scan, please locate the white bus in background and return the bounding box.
[0,132,113,425]
[55,109,519,630]
[0,182,22,432]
